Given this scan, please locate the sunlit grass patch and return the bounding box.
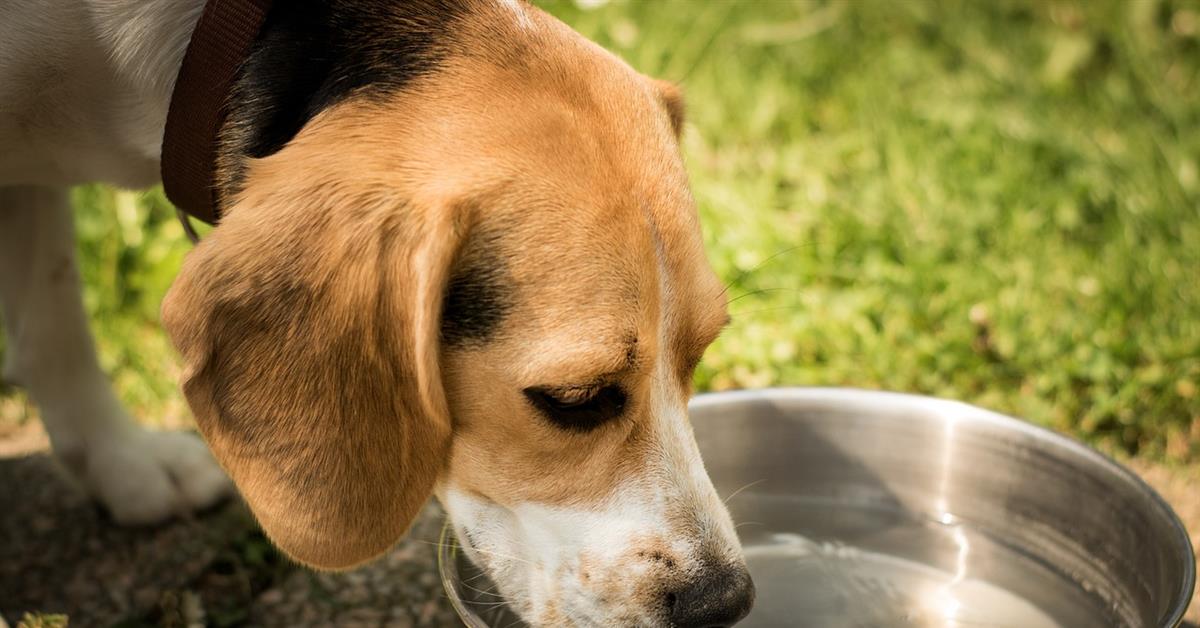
[1,0,1196,461]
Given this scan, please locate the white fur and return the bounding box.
[0,0,230,525]
[0,3,744,622]
[0,1,201,189]
[0,186,231,523]
[498,0,534,30]
[438,333,744,627]
[84,425,232,524]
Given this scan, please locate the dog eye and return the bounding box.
[523,384,627,432]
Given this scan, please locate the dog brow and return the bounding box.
[621,335,640,368]
[571,334,641,385]
[680,311,729,368]
[586,335,640,382]
[696,310,730,345]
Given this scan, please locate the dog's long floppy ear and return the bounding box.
[162,174,459,570]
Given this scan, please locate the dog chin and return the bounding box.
[454,534,655,628]
[442,488,676,628]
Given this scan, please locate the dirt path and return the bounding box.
[0,453,459,627]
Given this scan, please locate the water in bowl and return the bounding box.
[447,492,1131,627]
[734,493,1128,627]
[744,532,1058,627]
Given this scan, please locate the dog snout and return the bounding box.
[665,560,755,627]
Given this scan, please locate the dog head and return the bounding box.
[163,1,752,626]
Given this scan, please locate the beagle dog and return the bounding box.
[0,0,754,625]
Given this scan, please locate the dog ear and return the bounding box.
[654,79,686,138]
[162,168,460,570]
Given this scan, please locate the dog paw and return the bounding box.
[81,428,234,525]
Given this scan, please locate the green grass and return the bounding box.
[2,0,1198,460]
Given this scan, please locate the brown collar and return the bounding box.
[161,0,273,227]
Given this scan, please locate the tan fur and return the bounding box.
[165,0,728,582]
[653,79,686,139]
[162,109,467,568]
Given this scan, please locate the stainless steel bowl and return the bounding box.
[440,388,1195,627]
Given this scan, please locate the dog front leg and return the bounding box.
[0,186,232,523]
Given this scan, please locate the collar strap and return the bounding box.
[162,0,273,225]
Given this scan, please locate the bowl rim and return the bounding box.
[438,522,492,628]
[440,387,1196,628]
[692,387,1196,627]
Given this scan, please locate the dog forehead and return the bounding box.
[333,6,678,189]
[264,0,722,338]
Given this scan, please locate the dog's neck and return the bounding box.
[0,0,474,197]
[0,0,205,188]
[213,0,467,213]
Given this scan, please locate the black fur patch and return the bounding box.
[217,0,468,200]
[214,0,511,346]
[441,231,510,346]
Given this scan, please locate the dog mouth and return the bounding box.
[441,520,619,627]
[440,522,544,626]
[436,478,753,627]
[442,522,751,628]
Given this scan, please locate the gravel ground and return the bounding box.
[2,444,1196,627]
[245,515,456,627]
[0,452,460,627]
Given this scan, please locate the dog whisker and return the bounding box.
[501,614,528,628]
[463,570,493,584]
[722,478,767,505]
[461,581,508,600]
[461,595,511,608]
[726,286,796,305]
[728,303,809,321]
[419,538,538,567]
[718,243,813,298]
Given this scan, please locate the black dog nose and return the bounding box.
[666,562,755,627]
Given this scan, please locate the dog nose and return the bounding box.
[666,562,755,627]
